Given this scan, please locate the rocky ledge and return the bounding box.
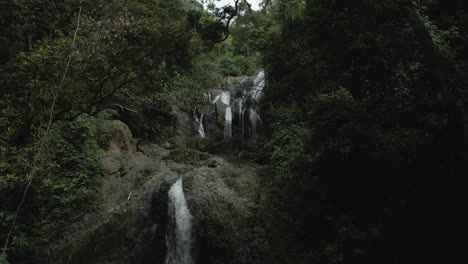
[46,121,268,264]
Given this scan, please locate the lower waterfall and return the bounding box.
[165,178,193,264]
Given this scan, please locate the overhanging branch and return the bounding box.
[214,0,241,44]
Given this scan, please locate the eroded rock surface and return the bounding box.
[184,157,267,264]
[47,121,267,264]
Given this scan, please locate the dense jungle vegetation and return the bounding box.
[1,0,467,263]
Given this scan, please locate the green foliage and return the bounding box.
[217,51,255,76]
[422,14,456,58]
[261,0,468,263]
[265,104,312,177]
[190,1,265,76]
[0,115,102,256]
[308,88,365,156]
[0,0,197,142]
[0,253,9,264]
[190,33,261,77]
[271,0,306,22]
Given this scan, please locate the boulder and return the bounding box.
[203,156,226,168]
[106,120,137,154]
[48,168,179,264]
[169,148,210,163]
[161,141,175,150]
[183,160,267,264]
[138,142,171,160]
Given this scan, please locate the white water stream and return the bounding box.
[165,178,193,264]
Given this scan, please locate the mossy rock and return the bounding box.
[169,149,210,163]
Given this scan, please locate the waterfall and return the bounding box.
[239,100,245,143]
[196,114,205,138]
[212,94,221,104]
[251,71,265,103]
[165,178,193,264]
[249,108,260,143]
[238,99,243,129]
[221,91,231,105]
[224,106,232,139]
[247,71,265,143]
[194,70,265,143]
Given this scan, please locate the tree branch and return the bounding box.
[214,0,241,44]
[91,74,139,106]
[99,103,138,114]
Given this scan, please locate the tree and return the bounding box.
[199,0,254,44]
[261,0,468,263]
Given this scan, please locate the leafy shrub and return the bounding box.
[0,115,102,258]
[265,103,313,178]
[0,253,9,264]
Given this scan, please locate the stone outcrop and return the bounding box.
[47,119,268,264]
[48,140,178,264]
[184,157,267,264]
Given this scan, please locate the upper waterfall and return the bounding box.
[195,70,266,143]
[224,106,233,139]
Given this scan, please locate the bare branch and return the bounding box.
[101,104,138,114]
[214,0,241,44]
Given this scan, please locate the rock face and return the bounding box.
[49,142,178,264]
[46,120,268,264]
[184,157,267,264]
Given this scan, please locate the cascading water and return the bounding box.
[196,70,265,143]
[195,113,205,138]
[224,106,232,139]
[248,108,261,143]
[251,71,265,103]
[221,91,231,105]
[239,99,245,143]
[165,178,193,264]
[245,71,265,143]
[238,99,243,129]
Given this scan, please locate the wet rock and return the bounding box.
[169,148,210,163]
[101,155,124,175]
[162,141,175,150]
[129,152,153,169]
[138,142,170,160]
[107,120,137,154]
[183,160,267,264]
[167,161,194,174]
[195,136,211,152]
[171,106,192,148]
[43,114,268,264]
[99,121,141,178]
[203,156,226,168]
[47,167,179,264]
